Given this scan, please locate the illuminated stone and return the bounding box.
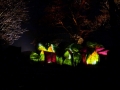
[30,52,39,62]
[86,51,99,65]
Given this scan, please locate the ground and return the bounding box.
[0,49,118,89]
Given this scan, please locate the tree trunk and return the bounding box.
[108,0,119,68]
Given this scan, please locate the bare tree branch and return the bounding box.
[0,0,29,45]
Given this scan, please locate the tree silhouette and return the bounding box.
[107,0,120,67]
[37,0,110,45]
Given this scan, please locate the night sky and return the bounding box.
[13,0,46,52]
[12,0,113,52]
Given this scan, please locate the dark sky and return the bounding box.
[12,0,113,52]
[13,0,46,52]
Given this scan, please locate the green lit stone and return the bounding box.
[39,53,45,61]
[63,59,72,66]
[30,52,39,62]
